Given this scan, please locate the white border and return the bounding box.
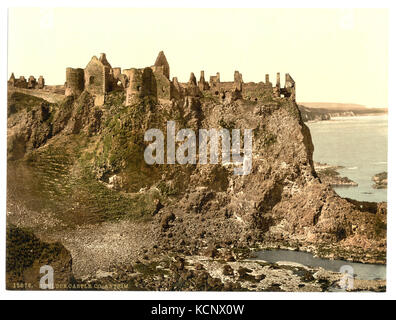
[0,0,395,300]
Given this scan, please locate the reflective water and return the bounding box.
[307,115,388,202]
[254,249,386,280]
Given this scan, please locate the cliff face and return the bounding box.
[7,89,387,276]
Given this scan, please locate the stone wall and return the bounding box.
[8,73,46,90]
[243,82,273,101]
[153,71,171,100]
[65,68,84,97]
[124,67,158,105]
[153,51,170,79]
[8,87,65,104]
[198,71,210,91]
[37,76,45,89]
[123,68,142,105]
[10,51,297,107]
[84,56,107,96]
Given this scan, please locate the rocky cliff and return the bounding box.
[7,89,387,289]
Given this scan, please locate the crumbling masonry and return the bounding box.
[8,73,45,90]
[8,51,296,106]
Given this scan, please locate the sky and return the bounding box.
[8,8,389,108]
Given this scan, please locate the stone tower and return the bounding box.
[84,53,114,105]
[234,71,243,91]
[284,73,296,100]
[8,73,15,86]
[37,76,45,89]
[65,68,84,97]
[153,51,170,80]
[124,67,157,105]
[198,71,209,91]
[27,76,37,89]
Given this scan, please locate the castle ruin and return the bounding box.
[8,73,45,90]
[8,51,296,106]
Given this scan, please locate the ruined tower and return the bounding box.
[27,76,37,89]
[65,68,84,97]
[8,73,15,87]
[273,72,281,97]
[124,67,158,105]
[283,73,296,100]
[60,51,297,106]
[153,51,170,80]
[209,72,221,89]
[198,71,209,91]
[234,71,243,91]
[16,76,27,89]
[84,53,114,105]
[37,76,45,89]
[124,68,143,105]
[186,72,201,97]
[171,77,183,100]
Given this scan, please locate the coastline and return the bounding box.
[298,104,388,123]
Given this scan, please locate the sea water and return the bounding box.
[307,115,388,202]
[253,249,385,281]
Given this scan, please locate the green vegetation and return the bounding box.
[157,181,179,197]
[93,98,165,192]
[133,261,167,277]
[243,88,274,103]
[201,91,218,103]
[218,118,236,131]
[15,132,162,227]
[285,101,301,119]
[6,225,64,275]
[104,90,125,109]
[9,91,186,227]
[206,165,229,192]
[8,92,48,115]
[253,124,277,149]
[262,133,277,147]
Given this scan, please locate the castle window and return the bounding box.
[137,86,141,92]
[89,76,95,85]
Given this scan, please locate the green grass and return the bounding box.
[12,133,163,227]
[218,118,236,131]
[8,92,48,115]
[9,92,178,226]
[6,225,64,275]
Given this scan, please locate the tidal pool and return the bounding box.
[253,249,386,281]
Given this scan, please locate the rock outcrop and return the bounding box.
[315,162,358,187]
[6,55,387,290]
[7,88,387,265]
[6,225,74,290]
[372,172,387,189]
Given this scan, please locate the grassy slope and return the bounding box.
[7,91,187,229]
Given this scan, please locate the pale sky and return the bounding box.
[8,8,388,108]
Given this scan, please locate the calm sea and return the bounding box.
[307,115,388,202]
